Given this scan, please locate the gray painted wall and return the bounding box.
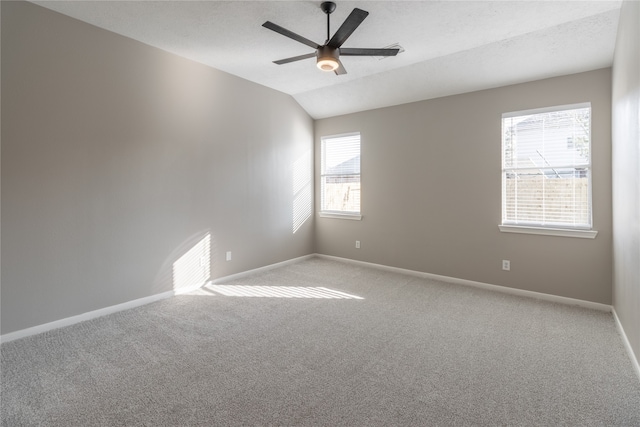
[1,1,314,334]
[612,0,640,366]
[315,69,613,304]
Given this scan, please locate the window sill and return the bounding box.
[319,212,362,221]
[499,225,597,239]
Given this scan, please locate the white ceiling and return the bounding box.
[32,1,622,119]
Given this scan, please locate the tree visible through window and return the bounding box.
[321,133,361,215]
[502,103,592,230]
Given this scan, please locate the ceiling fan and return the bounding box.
[262,1,400,75]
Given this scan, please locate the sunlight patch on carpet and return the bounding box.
[205,284,363,299]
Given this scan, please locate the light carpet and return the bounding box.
[2,257,639,426]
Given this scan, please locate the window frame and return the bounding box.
[499,103,597,239]
[319,132,362,220]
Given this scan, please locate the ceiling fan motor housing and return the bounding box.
[316,46,339,71]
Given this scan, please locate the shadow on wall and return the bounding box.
[293,150,312,233]
[153,230,215,294]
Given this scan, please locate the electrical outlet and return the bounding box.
[502,260,510,271]
[355,240,360,249]
[226,251,232,261]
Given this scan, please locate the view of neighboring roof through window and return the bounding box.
[500,103,596,238]
[320,133,361,220]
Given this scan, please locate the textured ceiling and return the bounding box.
[32,1,622,119]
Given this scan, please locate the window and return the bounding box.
[501,103,596,238]
[320,133,361,219]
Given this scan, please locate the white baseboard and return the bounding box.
[0,255,318,344]
[612,308,640,381]
[0,282,205,344]
[315,254,612,312]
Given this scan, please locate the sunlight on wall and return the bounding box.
[293,151,312,233]
[172,233,211,291]
[202,284,363,299]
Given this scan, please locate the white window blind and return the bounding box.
[321,133,361,215]
[502,103,592,230]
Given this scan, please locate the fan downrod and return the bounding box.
[320,2,336,15]
[320,2,336,42]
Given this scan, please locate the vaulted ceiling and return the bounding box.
[33,1,622,119]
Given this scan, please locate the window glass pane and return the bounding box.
[504,107,590,170]
[504,169,590,227]
[322,135,360,175]
[321,175,361,212]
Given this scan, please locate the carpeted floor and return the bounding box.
[2,257,640,426]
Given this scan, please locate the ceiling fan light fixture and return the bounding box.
[317,58,339,71]
[316,46,339,72]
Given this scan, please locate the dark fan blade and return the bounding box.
[327,8,369,49]
[273,52,316,65]
[262,21,320,49]
[340,48,400,56]
[334,59,347,75]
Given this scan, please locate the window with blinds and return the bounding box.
[321,133,361,215]
[502,103,592,230]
